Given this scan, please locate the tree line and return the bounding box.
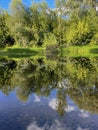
[0,0,98,48]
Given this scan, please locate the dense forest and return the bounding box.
[0,0,98,48]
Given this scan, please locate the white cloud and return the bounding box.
[27,122,43,130]
[34,95,40,102]
[49,120,71,130]
[49,98,76,113]
[48,98,58,110]
[77,126,89,130]
[79,110,90,118]
[27,120,72,130]
[65,105,76,113]
[96,6,98,11]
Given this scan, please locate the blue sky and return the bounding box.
[0,0,55,10]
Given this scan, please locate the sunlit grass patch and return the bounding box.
[62,45,98,57]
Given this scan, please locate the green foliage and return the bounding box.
[0,10,14,47]
[0,57,98,113]
[44,33,57,47]
[66,19,91,45]
[55,0,66,8]
[65,9,98,46]
[0,0,98,48]
[90,33,98,45]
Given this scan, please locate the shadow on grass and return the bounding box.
[90,48,98,54]
[0,48,43,58]
[7,48,40,54]
[8,53,34,58]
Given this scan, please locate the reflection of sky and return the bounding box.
[0,90,98,130]
[27,121,90,130]
[79,110,90,118]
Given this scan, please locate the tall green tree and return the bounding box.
[0,9,14,47]
[9,0,32,46]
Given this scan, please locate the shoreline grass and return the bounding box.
[63,45,98,52]
[0,46,45,54]
[61,45,98,57]
[0,46,46,59]
[0,45,98,58]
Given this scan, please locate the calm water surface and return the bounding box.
[0,56,98,130]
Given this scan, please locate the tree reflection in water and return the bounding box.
[0,56,98,115]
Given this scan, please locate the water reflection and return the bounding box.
[0,56,98,130]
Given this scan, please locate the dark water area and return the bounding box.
[0,56,98,130]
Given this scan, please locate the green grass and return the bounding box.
[1,45,98,58]
[62,45,98,57]
[7,48,43,54]
[0,46,45,59]
[0,48,7,55]
[0,46,45,54]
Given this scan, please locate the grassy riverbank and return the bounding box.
[0,46,45,59]
[61,45,98,57]
[0,46,45,54]
[0,45,98,57]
